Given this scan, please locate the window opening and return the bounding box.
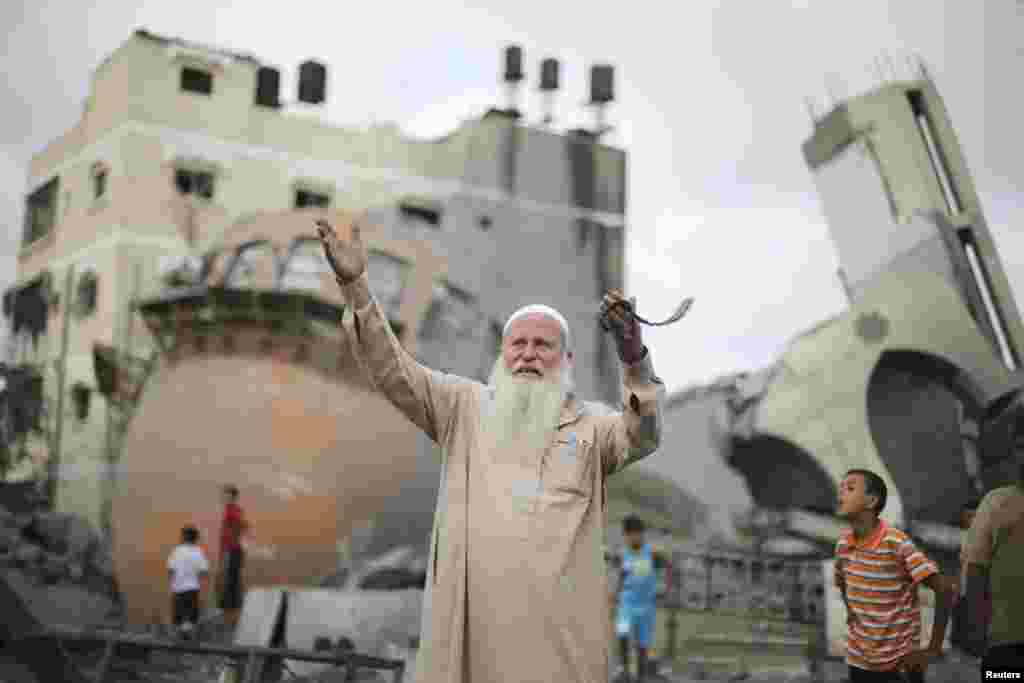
[92,167,108,200]
[958,228,1017,370]
[295,189,330,209]
[174,168,215,200]
[398,201,441,227]
[23,178,59,246]
[907,90,962,215]
[181,67,213,95]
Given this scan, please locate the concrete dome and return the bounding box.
[112,210,449,624]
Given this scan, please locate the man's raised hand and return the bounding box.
[316,217,368,284]
[600,290,637,333]
[600,289,644,364]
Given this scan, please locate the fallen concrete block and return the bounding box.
[234,587,286,648]
[0,505,15,529]
[0,525,20,552]
[30,512,70,554]
[283,588,421,679]
[2,568,115,629]
[13,543,42,568]
[39,552,68,584]
[64,515,101,559]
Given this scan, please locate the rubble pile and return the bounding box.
[1,536,433,682]
[321,545,428,591]
[0,504,120,628]
[272,546,428,682]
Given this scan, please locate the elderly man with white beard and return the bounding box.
[317,217,666,683]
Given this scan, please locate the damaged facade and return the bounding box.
[652,76,1024,658]
[3,29,629,624]
[662,77,1024,563]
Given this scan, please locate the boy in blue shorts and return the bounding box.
[613,515,672,682]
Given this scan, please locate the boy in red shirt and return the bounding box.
[218,485,248,627]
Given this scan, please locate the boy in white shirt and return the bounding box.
[168,526,210,637]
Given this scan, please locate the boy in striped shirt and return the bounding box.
[835,469,958,682]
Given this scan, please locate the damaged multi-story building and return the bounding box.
[658,69,1024,654]
[670,68,1023,550]
[1,29,637,623]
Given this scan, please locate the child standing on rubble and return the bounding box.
[168,525,210,638]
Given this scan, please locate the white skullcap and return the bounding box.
[503,305,571,348]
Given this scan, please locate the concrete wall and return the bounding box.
[647,383,752,538]
[708,79,1024,545]
[866,353,976,524]
[367,200,622,404]
[805,79,1024,372]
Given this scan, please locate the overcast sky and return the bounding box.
[2,1,1022,394]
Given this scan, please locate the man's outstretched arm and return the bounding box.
[321,218,466,445]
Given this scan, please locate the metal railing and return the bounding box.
[663,550,826,623]
[11,624,406,683]
[633,549,829,678]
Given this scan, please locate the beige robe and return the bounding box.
[339,273,666,683]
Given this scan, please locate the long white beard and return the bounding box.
[481,358,574,455]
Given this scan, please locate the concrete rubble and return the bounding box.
[0,503,121,629]
[0,516,992,683]
[283,588,422,681]
[242,545,429,682]
[0,527,431,682]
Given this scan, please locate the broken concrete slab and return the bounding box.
[25,512,100,560]
[283,588,422,679]
[64,514,102,559]
[362,546,416,574]
[344,545,429,591]
[39,551,69,584]
[234,587,286,648]
[2,568,115,628]
[317,567,350,589]
[28,511,71,554]
[0,502,122,639]
[0,524,20,551]
[13,513,34,531]
[13,543,42,568]
[357,567,426,591]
